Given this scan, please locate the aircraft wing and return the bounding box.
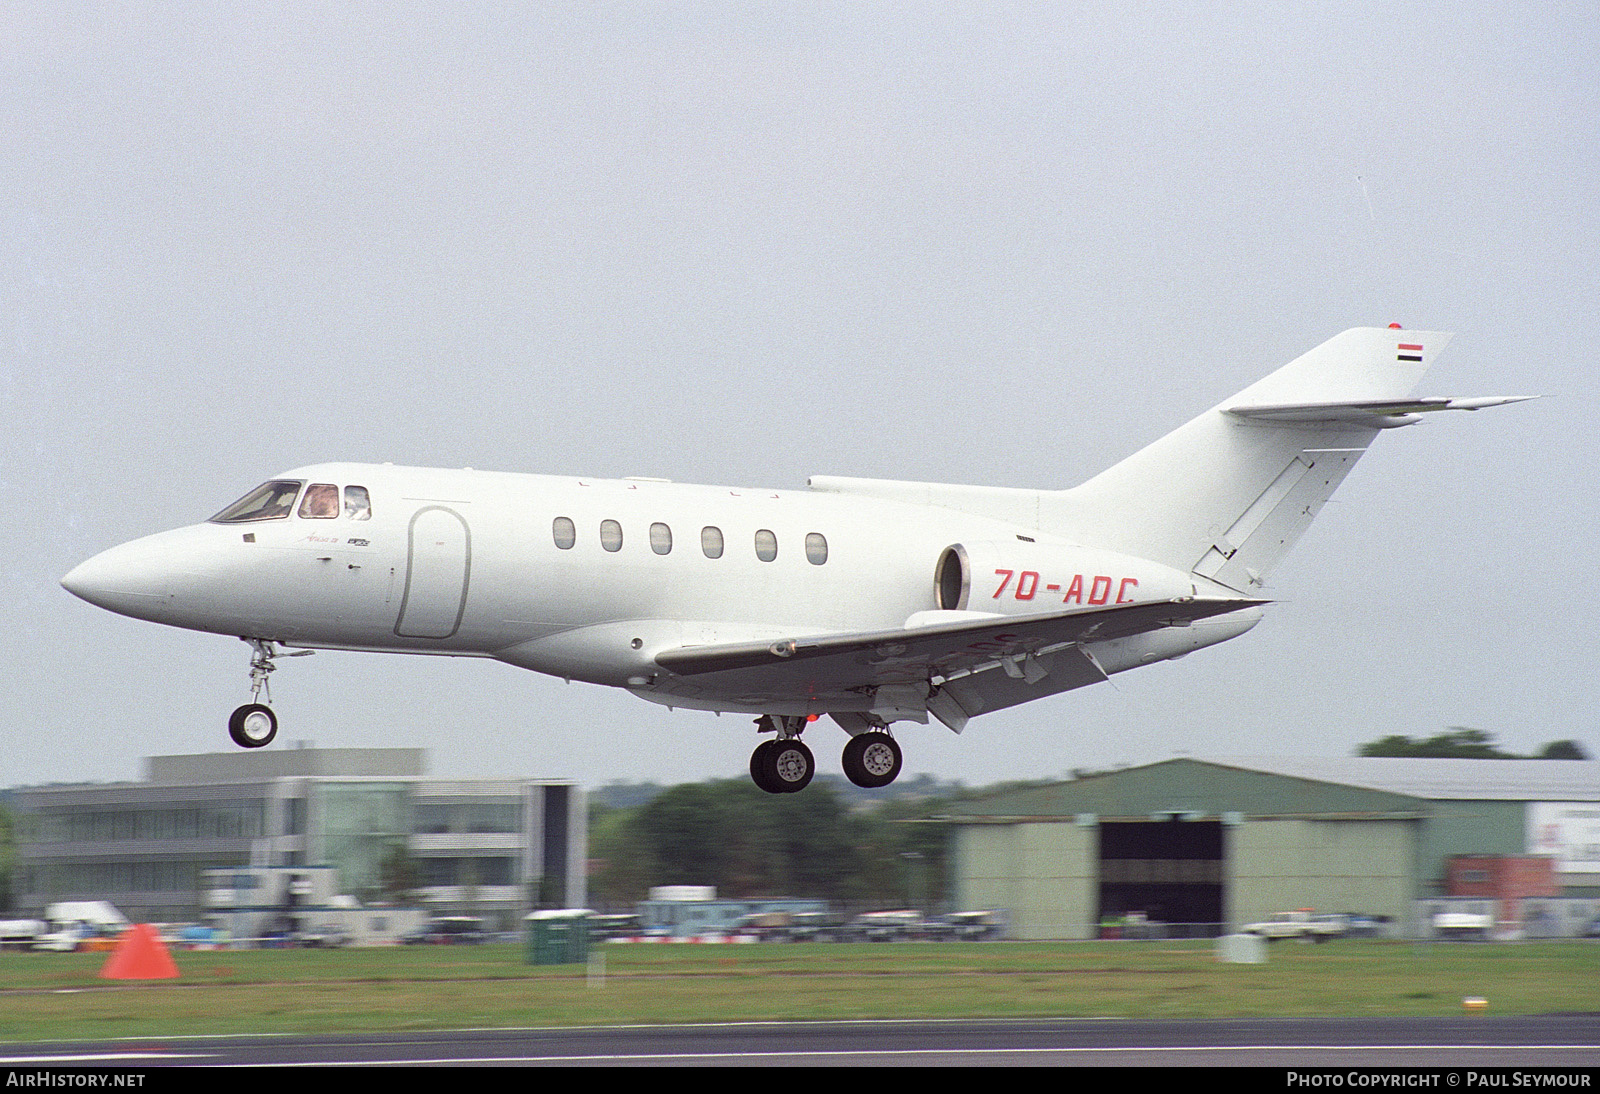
[653,597,1265,724]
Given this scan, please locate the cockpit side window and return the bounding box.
[210,480,304,523]
[344,485,371,520]
[298,483,340,519]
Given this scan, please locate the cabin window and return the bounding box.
[649,522,673,555]
[344,486,371,521]
[805,532,828,565]
[701,526,724,559]
[600,519,623,552]
[552,517,576,550]
[298,483,340,519]
[754,529,777,562]
[210,480,303,524]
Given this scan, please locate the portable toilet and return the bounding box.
[525,909,591,965]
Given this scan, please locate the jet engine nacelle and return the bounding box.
[934,540,1194,616]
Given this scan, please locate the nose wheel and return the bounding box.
[229,703,278,748]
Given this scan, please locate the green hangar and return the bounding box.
[939,757,1600,939]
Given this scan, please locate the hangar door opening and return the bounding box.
[1098,820,1224,936]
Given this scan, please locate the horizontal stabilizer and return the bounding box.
[1226,395,1536,428]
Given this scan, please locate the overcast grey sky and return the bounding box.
[5,2,1595,790]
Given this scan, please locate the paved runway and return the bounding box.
[1,1016,1596,1067]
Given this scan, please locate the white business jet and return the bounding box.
[62,327,1530,793]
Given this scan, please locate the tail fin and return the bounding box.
[1046,328,1526,591]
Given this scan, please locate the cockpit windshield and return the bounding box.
[210,480,304,523]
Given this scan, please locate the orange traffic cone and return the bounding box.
[99,923,179,980]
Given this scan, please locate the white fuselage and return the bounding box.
[62,461,1245,720]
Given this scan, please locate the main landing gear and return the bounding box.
[841,731,902,789]
[227,638,310,749]
[750,716,815,794]
[748,716,904,794]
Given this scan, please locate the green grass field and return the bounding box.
[0,940,1594,1042]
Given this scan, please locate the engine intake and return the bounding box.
[934,540,1192,615]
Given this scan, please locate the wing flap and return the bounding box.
[652,597,1265,702]
[925,643,1110,733]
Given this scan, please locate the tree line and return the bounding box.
[585,775,1037,912]
[1356,727,1588,760]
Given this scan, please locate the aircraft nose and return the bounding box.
[61,538,181,620]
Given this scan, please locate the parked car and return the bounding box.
[294,925,351,948]
[847,910,925,942]
[404,916,488,944]
[588,914,644,941]
[34,902,132,952]
[923,911,1006,941]
[784,912,847,943]
[1341,914,1390,939]
[1241,910,1348,942]
[0,919,45,951]
[1433,911,1493,940]
[730,912,794,942]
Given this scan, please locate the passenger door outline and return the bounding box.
[394,507,471,639]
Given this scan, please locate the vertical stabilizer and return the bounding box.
[1045,328,1454,590]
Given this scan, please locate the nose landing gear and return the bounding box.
[227,638,309,749]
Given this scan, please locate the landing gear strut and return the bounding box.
[227,638,300,749]
[749,715,815,794]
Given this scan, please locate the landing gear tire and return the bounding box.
[750,740,781,793]
[229,704,278,749]
[753,738,814,794]
[842,732,902,788]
